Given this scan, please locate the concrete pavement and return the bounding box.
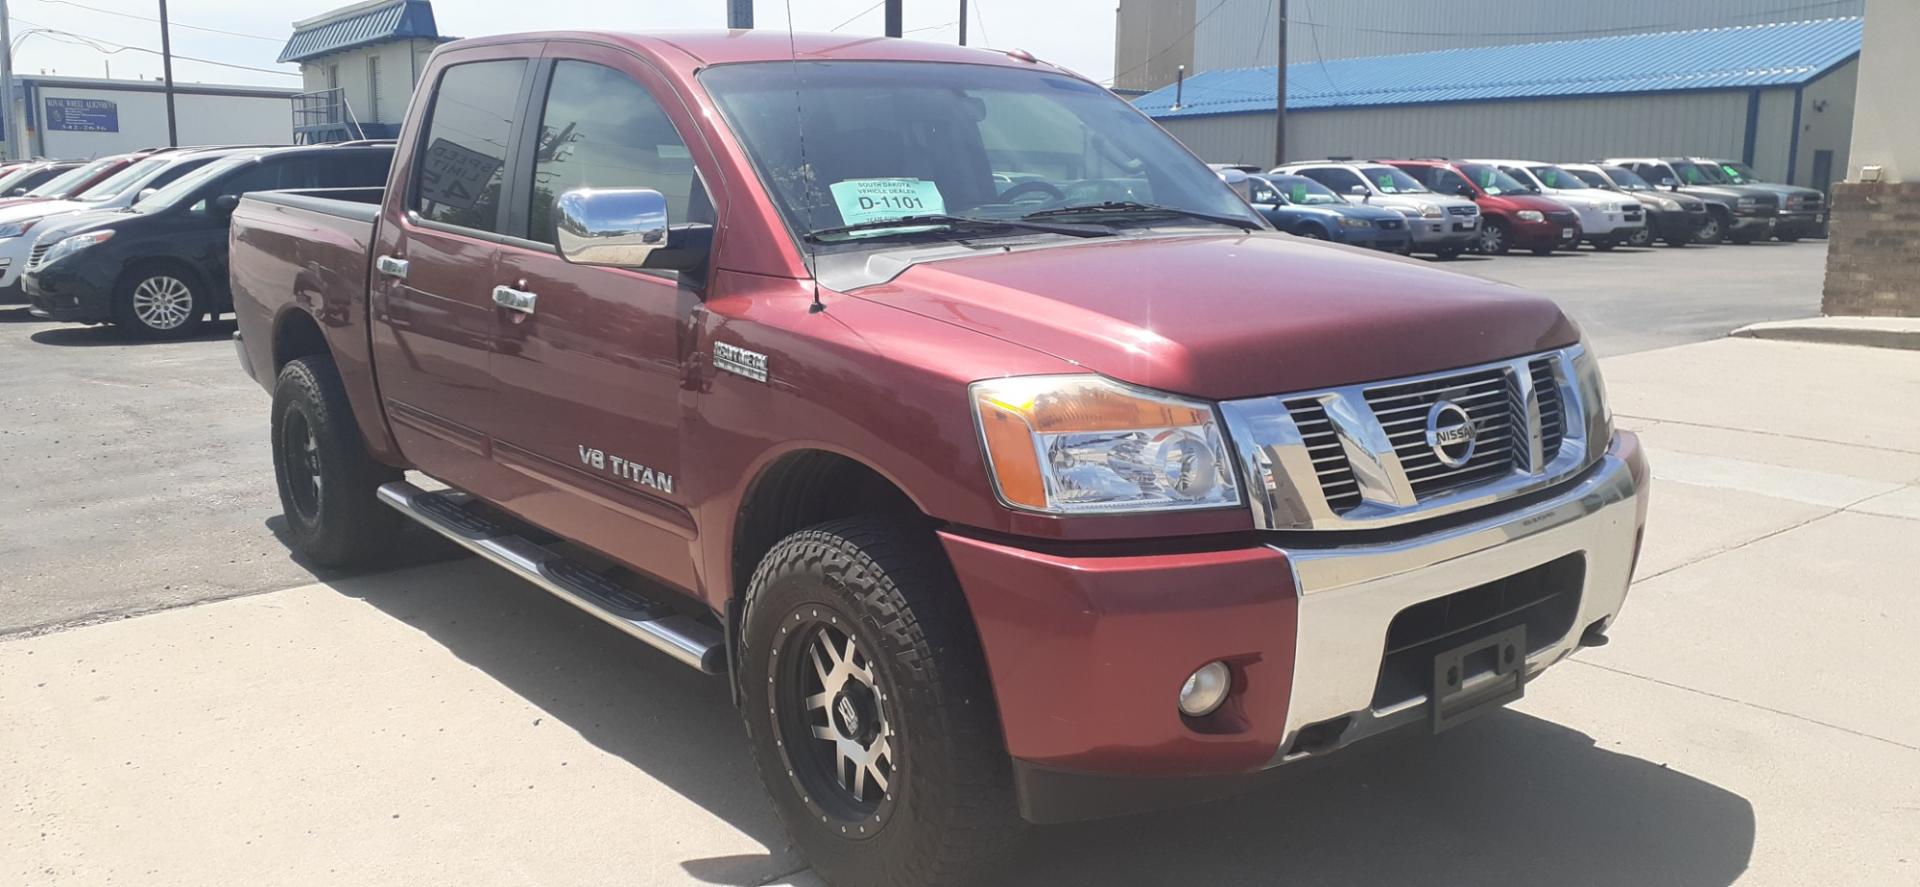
[5,336,1916,886]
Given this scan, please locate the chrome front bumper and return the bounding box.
[1267,437,1642,764]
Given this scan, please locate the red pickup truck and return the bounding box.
[231,31,1650,887]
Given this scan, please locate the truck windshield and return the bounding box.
[1602,166,1653,191]
[27,158,115,198]
[1458,163,1526,196]
[1528,165,1590,190]
[699,61,1259,245]
[1565,168,1613,189]
[1673,161,1728,185]
[1355,164,1428,194]
[1717,161,1764,184]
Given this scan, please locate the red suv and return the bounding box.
[1386,159,1581,255]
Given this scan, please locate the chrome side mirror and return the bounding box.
[556,188,669,268]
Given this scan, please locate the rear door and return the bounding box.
[370,47,537,495]
[485,45,718,590]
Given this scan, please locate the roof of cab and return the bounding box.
[443,30,1061,75]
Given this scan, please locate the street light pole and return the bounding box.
[727,0,752,29]
[1274,0,1288,167]
[0,0,17,160]
[884,0,902,37]
[157,0,178,147]
[959,0,968,45]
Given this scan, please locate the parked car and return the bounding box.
[1271,160,1481,258]
[0,153,143,211]
[1692,157,1826,241]
[0,148,243,302]
[1560,163,1708,247]
[0,160,84,197]
[1471,159,1644,251]
[1246,173,1412,252]
[228,32,1648,887]
[24,144,393,339]
[1604,157,1779,244]
[1384,159,1580,256]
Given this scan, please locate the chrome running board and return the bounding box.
[377,481,725,674]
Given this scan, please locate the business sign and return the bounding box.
[45,98,119,133]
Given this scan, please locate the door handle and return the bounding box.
[375,255,409,279]
[492,284,537,315]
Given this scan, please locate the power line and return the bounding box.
[11,17,297,77]
[30,0,283,43]
[971,0,989,45]
[830,1,885,32]
[1106,0,1233,85]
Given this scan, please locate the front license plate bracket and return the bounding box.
[1430,625,1526,733]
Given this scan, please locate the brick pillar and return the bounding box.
[1822,181,1920,317]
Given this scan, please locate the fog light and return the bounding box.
[1178,661,1232,718]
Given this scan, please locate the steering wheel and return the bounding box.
[998,180,1068,205]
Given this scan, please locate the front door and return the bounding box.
[487,48,716,591]
[370,50,534,495]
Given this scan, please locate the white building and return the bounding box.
[279,0,447,142]
[5,76,297,159]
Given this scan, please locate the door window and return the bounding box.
[1429,168,1472,195]
[411,59,527,233]
[1248,179,1279,204]
[526,60,700,245]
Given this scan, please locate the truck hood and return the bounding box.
[849,233,1578,401]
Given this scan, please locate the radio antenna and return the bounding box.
[783,0,826,313]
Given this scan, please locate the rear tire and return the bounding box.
[271,355,403,567]
[1777,233,1802,243]
[1479,220,1510,255]
[740,517,1018,887]
[112,265,206,340]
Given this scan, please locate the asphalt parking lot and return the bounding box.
[5,238,1917,887]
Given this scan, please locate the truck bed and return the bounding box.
[230,187,390,451]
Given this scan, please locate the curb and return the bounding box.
[1729,317,1920,351]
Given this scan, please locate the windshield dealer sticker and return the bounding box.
[828,178,946,226]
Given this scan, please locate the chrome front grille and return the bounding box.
[1365,367,1515,499]
[27,242,51,269]
[1447,205,1478,216]
[1376,219,1403,230]
[1284,398,1362,512]
[1218,346,1599,531]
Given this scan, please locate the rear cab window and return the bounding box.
[411,59,528,233]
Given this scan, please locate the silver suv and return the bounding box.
[1270,161,1481,258]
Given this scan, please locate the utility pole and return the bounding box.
[157,0,178,146]
[727,0,752,29]
[884,0,902,37]
[1273,0,1288,167]
[0,0,16,160]
[959,0,968,45]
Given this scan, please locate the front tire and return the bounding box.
[740,518,1017,887]
[271,356,403,567]
[112,266,205,340]
[1627,226,1652,248]
[1295,224,1329,240]
[1697,214,1727,244]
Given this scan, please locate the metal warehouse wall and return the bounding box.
[1114,0,1196,92]
[1163,90,1763,172]
[1120,0,1867,90]
[32,86,294,158]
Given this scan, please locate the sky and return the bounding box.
[6,0,1121,88]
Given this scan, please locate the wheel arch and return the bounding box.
[270,306,331,374]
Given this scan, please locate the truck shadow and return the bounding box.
[319,555,1755,887]
[29,319,238,347]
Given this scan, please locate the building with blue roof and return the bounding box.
[1129,14,1862,189]
[281,0,450,142]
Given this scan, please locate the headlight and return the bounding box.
[972,375,1241,514]
[1419,203,1443,219]
[1656,197,1682,211]
[1339,216,1373,229]
[0,222,25,239]
[1570,342,1613,458]
[1515,210,1545,222]
[41,229,114,266]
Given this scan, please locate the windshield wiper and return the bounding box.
[803,214,1112,243]
[1022,201,1261,231]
